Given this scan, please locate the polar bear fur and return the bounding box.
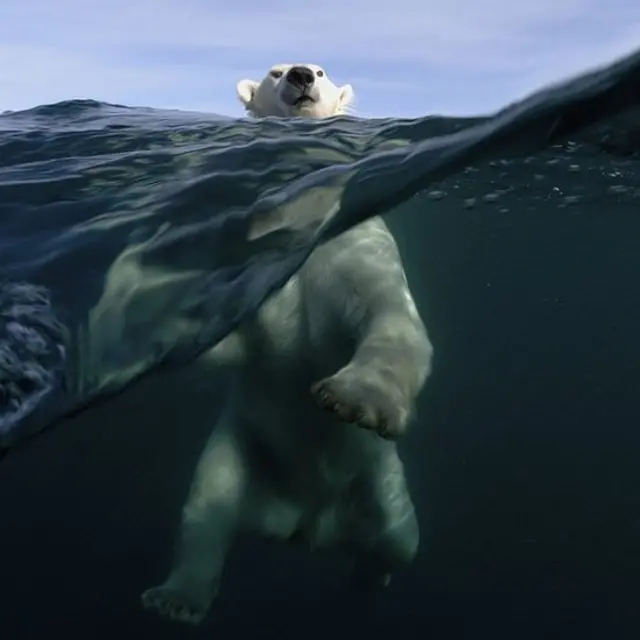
[141,68,432,626]
[236,63,354,118]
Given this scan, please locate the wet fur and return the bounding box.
[142,217,432,625]
[236,63,354,118]
[143,67,430,625]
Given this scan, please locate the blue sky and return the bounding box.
[1,0,638,118]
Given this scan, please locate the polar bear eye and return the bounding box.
[270,70,283,79]
[316,69,324,77]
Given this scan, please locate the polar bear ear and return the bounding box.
[337,84,355,110]
[236,79,260,107]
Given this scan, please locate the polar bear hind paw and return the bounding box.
[141,580,212,626]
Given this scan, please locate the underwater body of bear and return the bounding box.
[142,64,433,625]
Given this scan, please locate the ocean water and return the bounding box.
[0,50,639,637]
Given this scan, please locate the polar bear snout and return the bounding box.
[281,66,320,106]
[286,66,315,89]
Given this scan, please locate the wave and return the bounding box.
[1,48,639,450]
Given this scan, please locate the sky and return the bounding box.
[1,0,638,119]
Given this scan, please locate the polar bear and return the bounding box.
[141,67,432,625]
[236,63,354,118]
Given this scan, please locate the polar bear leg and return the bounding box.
[142,413,246,625]
[343,444,419,590]
[306,220,432,440]
[312,307,431,440]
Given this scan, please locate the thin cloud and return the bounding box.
[1,0,637,117]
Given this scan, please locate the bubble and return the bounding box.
[608,184,630,194]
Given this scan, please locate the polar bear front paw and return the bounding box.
[141,577,214,626]
[311,366,410,439]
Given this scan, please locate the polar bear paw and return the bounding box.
[141,577,214,626]
[311,366,410,439]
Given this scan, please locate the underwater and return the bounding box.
[0,48,639,638]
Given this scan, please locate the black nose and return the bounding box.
[286,66,315,88]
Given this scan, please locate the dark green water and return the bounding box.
[0,50,639,638]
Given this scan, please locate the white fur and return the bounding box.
[141,69,431,626]
[237,63,354,118]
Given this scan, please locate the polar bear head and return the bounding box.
[236,64,354,119]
